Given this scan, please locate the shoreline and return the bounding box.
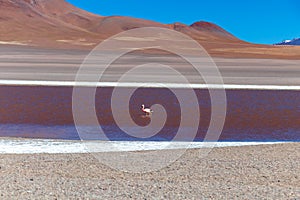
[0,137,293,154]
[0,80,300,90]
[0,143,299,199]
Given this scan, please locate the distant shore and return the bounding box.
[0,143,299,199]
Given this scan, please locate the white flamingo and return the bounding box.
[141,104,153,115]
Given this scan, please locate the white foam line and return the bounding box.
[0,79,300,90]
[0,139,289,154]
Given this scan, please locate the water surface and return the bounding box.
[0,86,299,142]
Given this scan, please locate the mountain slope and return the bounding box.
[0,0,105,46]
[0,0,300,59]
[0,0,241,46]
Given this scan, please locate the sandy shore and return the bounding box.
[1,45,300,85]
[0,143,299,199]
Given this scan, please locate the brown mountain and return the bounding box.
[1,0,300,58]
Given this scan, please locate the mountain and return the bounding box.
[275,38,300,46]
[0,0,300,59]
[0,0,242,47]
[0,0,105,46]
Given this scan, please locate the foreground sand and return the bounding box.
[0,143,299,199]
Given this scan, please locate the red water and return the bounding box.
[0,86,299,141]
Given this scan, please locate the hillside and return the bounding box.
[0,0,300,58]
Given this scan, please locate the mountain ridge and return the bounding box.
[275,38,300,46]
[1,0,300,59]
[0,0,241,46]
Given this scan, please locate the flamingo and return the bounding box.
[141,104,153,115]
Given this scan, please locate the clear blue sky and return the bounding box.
[67,0,299,44]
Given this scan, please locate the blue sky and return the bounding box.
[67,0,299,44]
